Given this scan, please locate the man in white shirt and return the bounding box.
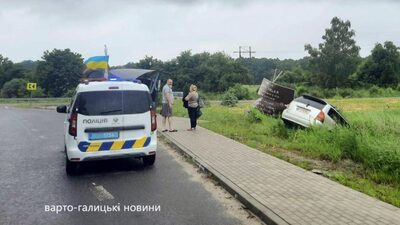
[161,79,177,132]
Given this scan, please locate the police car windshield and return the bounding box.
[74,90,151,116]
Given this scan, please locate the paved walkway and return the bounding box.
[158,116,400,225]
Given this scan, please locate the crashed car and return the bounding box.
[281,95,348,128]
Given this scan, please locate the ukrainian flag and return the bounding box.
[84,56,109,70]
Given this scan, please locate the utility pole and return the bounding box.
[234,46,242,58]
[234,46,255,58]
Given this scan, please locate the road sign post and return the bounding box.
[26,83,37,106]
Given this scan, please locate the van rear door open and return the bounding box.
[109,69,160,107]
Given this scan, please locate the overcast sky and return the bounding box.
[1,0,399,66]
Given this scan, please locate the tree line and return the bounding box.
[0,17,399,98]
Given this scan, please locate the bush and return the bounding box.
[308,89,323,98]
[32,87,46,97]
[337,88,353,98]
[227,84,250,100]
[221,91,238,107]
[63,89,76,97]
[369,85,380,96]
[383,87,394,96]
[351,89,369,98]
[295,85,309,97]
[1,78,29,98]
[321,88,336,98]
[246,107,264,123]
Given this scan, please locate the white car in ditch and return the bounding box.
[281,95,348,128]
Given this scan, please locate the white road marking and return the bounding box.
[39,135,46,139]
[90,184,114,201]
[4,106,9,109]
[31,128,38,132]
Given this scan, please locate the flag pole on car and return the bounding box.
[81,44,110,81]
[104,44,109,80]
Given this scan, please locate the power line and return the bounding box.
[234,46,256,58]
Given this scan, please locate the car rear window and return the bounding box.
[73,90,151,115]
[294,96,326,110]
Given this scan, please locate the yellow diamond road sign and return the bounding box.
[27,83,37,91]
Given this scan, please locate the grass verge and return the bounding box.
[173,98,400,207]
[0,98,70,108]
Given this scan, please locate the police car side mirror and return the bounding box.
[56,105,67,113]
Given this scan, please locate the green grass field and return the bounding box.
[174,97,400,207]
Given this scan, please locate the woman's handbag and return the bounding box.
[196,107,202,119]
[183,93,189,108]
[183,99,188,108]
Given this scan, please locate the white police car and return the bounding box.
[57,80,157,174]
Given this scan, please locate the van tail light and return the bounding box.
[315,111,325,123]
[151,110,157,131]
[69,112,78,136]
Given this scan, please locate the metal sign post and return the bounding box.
[26,82,37,106]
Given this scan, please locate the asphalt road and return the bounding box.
[0,106,243,225]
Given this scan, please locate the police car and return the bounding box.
[57,78,157,174]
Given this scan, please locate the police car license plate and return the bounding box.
[89,131,119,140]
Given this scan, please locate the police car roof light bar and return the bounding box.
[79,77,107,84]
[108,78,142,84]
[79,77,142,85]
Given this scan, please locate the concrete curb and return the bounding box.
[159,131,289,225]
